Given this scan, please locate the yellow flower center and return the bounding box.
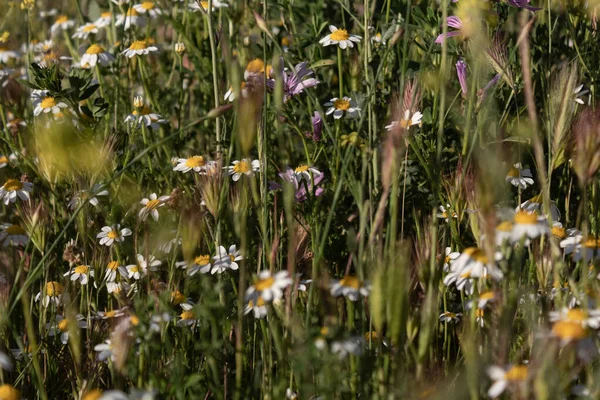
[552,320,587,341]
[254,276,275,291]
[83,389,103,400]
[55,15,69,24]
[584,237,600,249]
[130,315,140,326]
[551,226,566,239]
[5,224,25,235]
[145,199,161,210]
[334,99,351,111]
[295,165,309,173]
[101,12,112,18]
[566,308,587,322]
[129,40,147,50]
[132,106,152,116]
[194,255,210,265]
[233,161,250,174]
[126,8,139,16]
[86,44,104,55]
[130,265,141,273]
[479,291,495,300]
[105,310,117,318]
[330,29,349,41]
[40,97,57,109]
[504,365,528,381]
[107,230,119,239]
[444,254,451,263]
[475,308,484,317]
[107,261,119,270]
[507,167,520,178]
[339,275,361,289]
[320,326,329,336]
[0,156,8,164]
[246,59,265,74]
[463,247,488,264]
[496,221,513,232]
[364,331,379,341]
[399,118,412,128]
[281,36,291,46]
[58,318,69,332]
[141,1,155,9]
[74,265,89,274]
[172,291,186,305]
[46,281,63,296]
[0,384,21,400]
[185,156,206,168]
[180,311,194,320]
[229,254,236,262]
[83,24,97,32]
[248,296,266,307]
[443,312,456,318]
[513,211,538,225]
[200,1,209,10]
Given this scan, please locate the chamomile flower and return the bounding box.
[177,310,199,327]
[171,290,194,311]
[31,40,54,54]
[245,270,292,303]
[226,159,260,181]
[505,163,534,190]
[551,320,590,345]
[33,95,68,116]
[443,247,503,295]
[96,224,132,247]
[224,82,248,102]
[80,45,115,67]
[115,8,147,30]
[64,264,94,285]
[244,296,268,318]
[35,281,64,307]
[550,222,579,241]
[176,254,211,276]
[385,110,423,131]
[46,314,86,344]
[371,32,386,47]
[518,194,561,222]
[0,179,33,205]
[104,261,121,282]
[561,235,600,263]
[292,165,322,182]
[133,2,163,18]
[330,275,371,301]
[574,84,589,105]
[211,245,243,274]
[0,156,8,169]
[0,48,19,64]
[439,311,462,323]
[319,25,362,49]
[442,247,460,272]
[549,307,600,329]
[436,204,457,222]
[188,0,230,12]
[94,339,115,362]
[94,308,126,320]
[173,156,214,173]
[469,290,497,309]
[0,384,20,400]
[94,11,113,28]
[0,224,28,247]
[125,105,166,130]
[324,97,360,119]
[72,23,99,39]
[494,221,513,246]
[139,193,170,221]
[121,40,158,58]
[50,15,76,36]
[68,183,109,210]
[510,211,549,243]
[486,365,529,398]
[124,254,161,280]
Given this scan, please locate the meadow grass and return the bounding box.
[0,0,598,398]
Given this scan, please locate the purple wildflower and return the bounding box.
[269,166,324,202]
[477,74,501,104]
[506,0,541,11]
[267,58,319,103]
[305,111,323,141]
[456,59,468,96]
[435,16,463,44]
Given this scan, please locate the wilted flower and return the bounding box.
[456,59,468,96]
[435,16,464,44]
[305,111,323,141]
[266,59,319,102]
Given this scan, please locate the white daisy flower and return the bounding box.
[561,235,600,263]
[224,82,248,102]
[436,204,457,222]
[371,32,386,47]
[177,310,199,327]
[494,221,513,246]
[64,264,94,285]
[518,194,561,222]
[319,25,362,49]
[33,95,68,116]
[94,11,113,28]
[0,224,28,247]
[243,296,268,318]
[46,314,87,344]
[173,156,214,174]
[139,193,170,221]
[121,40,158,58]
[124,254,161,280]
[94,339,115,362]
[385,110,423,131]
[0,155,8,168]
[0,178,33,205]
[133,1,163,18]
[487,365,528,398]
[510,211,549,243]
[443,247,503,295]
[50,15,76,36]
[330,275,371,301]
[0,49,19,64]
[80,44,115,67]
[292,165,322,182]
[176,254,212,276]
[125,105,166,130]
[574,84,589,105]
[549,222,579,241]
[245,270,292,303]
[68,183,109,210]
[72,23,99,39]
[439,311,462,323]
[96,224,132,246]
[35,281,64,307]
[104,261,121,282]
[331,337,364,358]
[211,244,243,274]
[171,290,194,311]
[94,308,126,320]
[115,9,147,30]
[549,307,600,329]
[188,0,230,12]
[32,40,55,54]
[467,290,497,309]
[442,246,460,272]
[505,163,534,190]
[324,97,360,119]
[226,159,260,181]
